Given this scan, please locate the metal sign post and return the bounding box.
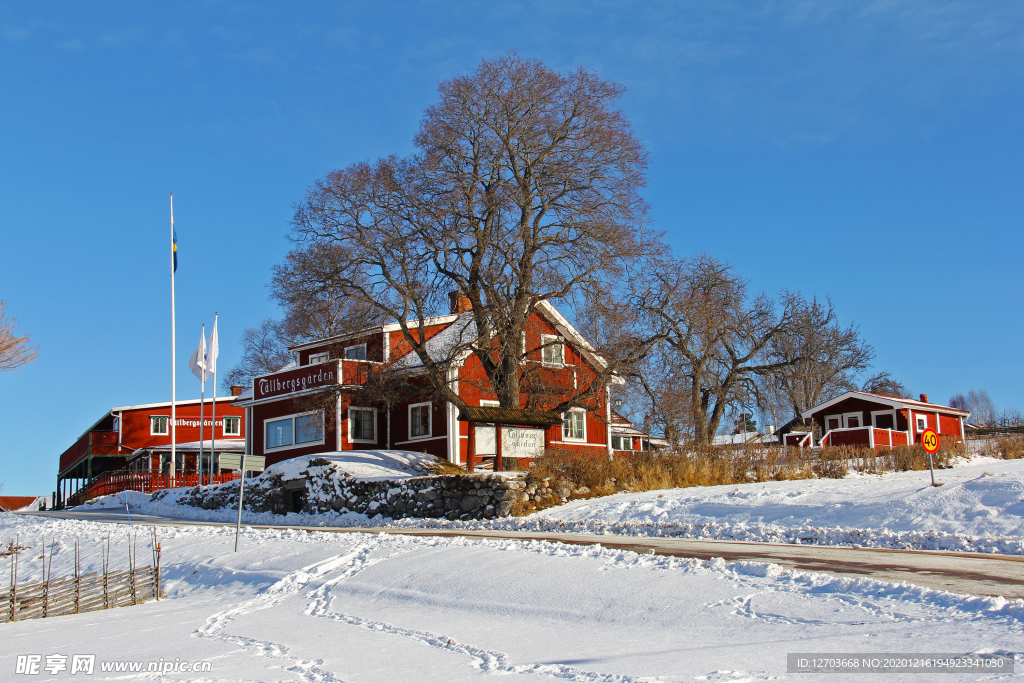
[220,454,266,552]
[921,428,941,487]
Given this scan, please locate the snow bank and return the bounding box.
[0,513,1020,682]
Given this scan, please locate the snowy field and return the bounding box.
[84,456,1024,556]
[0,513,1021,682]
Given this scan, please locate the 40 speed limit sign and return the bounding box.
[921,428,941,486]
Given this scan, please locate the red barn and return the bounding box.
[799,391,969,449]
[57,396,247,506]
[235,298,628,470]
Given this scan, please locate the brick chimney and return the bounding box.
[449,291,472,314]
[230,385,244,397]
[919,393,928,404]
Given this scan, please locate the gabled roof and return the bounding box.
[287,314,461,352]
[801,391,971,419]
[458,406,563,426]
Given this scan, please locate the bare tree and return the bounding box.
[762,297,874,420]
[632,255,800,446]
[861,372,908,398]
[223,243,386,392]
[949,389,996,425]
[0,301,37,371]
[289,53,655,411]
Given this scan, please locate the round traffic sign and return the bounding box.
[921,428,939,454]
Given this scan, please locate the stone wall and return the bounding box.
[162,459,594,520]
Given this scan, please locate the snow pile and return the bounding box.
[0,514,1020,682]
[266,450,442,481]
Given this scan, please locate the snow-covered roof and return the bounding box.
[130,439,246,456]
[391,313,477,370]
[801,391,971,419]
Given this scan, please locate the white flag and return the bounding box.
[207,317,219,376]
[188,329,209,382]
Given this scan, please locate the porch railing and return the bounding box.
[819,427,910,448]
[67,470,240,508]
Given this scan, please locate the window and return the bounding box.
[480,399,500,407]
[265,411,324,451]
[612,435,633,451]
[295,414,323,444]
[266,418,293,449]
[872,411,896,430]
[843,413,861,429]
[563,409,585,441]
[542,334,564,366]
[308,352,330,365]
[349,407,376,442]
[223,416,241,436]
[825,416,841,431]
[916,415,927,432]
[344,344,367,360]
[410,403,431,438]
[151,415,169,435]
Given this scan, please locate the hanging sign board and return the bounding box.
[220,454,266,472]
[501,427,545,459]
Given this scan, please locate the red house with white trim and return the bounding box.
[795,391,969,449]
[234,297,623,470]
[57,396,247,506]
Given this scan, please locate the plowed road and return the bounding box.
[25,509,1024,599]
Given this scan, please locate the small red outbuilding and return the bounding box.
[799,391,970,449]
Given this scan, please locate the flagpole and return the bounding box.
[198,323,206,487]
[170,194,177,488]
[210,312,219,487]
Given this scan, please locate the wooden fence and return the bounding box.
[1,530,161,624]
[0,566,160,623]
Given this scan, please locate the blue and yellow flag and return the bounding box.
[172,227,178,272]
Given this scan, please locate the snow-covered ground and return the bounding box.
[0,513,1020,682]
[80,456,1024,556]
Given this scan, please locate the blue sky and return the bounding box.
[2,1,1022,494]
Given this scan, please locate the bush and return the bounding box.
[973,436,1024,460]
[518,440,966,514]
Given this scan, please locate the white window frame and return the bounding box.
[151,415,169,436]
[824,414,842,431]
[541,334,564,367]
[348,406,378,443]
[480,399,500,407]
[612,434,633,451]
[871,409,897,430]
[308,351,330,365]
[344,343,367,361]
[562,408,586,442]
[223,415,242,436]
[409,402,432,440]
[842,412,863,429]
[264,410,325,453]
[916,415,928,432]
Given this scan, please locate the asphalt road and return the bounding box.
[23,508,1024,599]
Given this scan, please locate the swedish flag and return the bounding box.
[173,227,178,272]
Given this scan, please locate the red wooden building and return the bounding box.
[794,391,969,449]
[57,395,247,506]
[235,297,628,470]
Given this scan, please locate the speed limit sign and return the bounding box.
[921,428,941,486]
[922,428,939,454]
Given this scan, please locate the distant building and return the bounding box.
[57,395,247,507]
[797,391,969,449]
[0,496,47,512]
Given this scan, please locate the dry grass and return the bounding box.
[516,441,966,514]
[972,436,1024,460]
[421,457,468,476]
